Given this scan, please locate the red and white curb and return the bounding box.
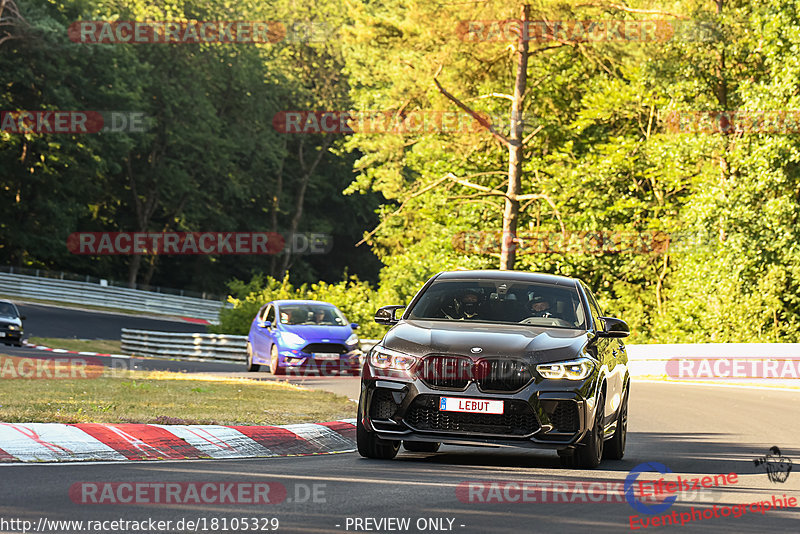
[0,420,356,463]
[21,340,130,359]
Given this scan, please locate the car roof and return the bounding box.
[270,299,337,307]
[434,270,579,287]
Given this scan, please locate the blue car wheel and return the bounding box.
[246,341,260,372]
[271,344,285,375]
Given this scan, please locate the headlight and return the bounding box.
[7,325,17,331]
[345,333,359,346]
[369,346,417,371]
[536,357,594,380]
[280,332,305,345]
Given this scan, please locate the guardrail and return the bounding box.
[118,333,800,386]
[121,329,380,362]
[121,329,248,362]
[0,272,227,322]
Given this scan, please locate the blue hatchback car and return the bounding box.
[246,300,362,375]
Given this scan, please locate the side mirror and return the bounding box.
[597,317,630,338]
[350,323,359,330]
[20,315,27,321]
[257,320,272,328]
[374,305,405,325]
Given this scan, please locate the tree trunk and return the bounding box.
[500,4,530,271]
[278,137,332,277]
[269,139,287,278]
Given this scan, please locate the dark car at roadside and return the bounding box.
[357,270,630,469]
[0,300,25,347]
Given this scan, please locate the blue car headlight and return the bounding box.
[345,333,359,346]
[280,332,305,346]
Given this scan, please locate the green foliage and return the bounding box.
[0,0,379,291]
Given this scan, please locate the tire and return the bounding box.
[561,389,605,469]
[403,441,440,453]
[357,410,400,460]
[246,342,260,372]
[270,344,285,376]
[604,384,628,460]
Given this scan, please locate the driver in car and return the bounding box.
[527,295,553,318]
[313,309,327,324]
[442,290,481,320]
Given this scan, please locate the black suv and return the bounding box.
[0,300,25,347]
[357,270,630,469]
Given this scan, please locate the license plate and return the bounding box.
[0,332,5,337]
[440,397,504,414]
[314,352,339,360]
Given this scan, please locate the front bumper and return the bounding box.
[279,348,363,371]
[0,329,22,343]
[359,365,599,449]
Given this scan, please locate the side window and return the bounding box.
[265,305,275,324]
[582,283,604,328]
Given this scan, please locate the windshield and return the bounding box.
[0,302,18,318]
[278,304,347,326]
[407,279,586,329]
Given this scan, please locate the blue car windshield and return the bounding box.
[279,304,347,326]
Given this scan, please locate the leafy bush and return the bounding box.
[211,274,389,340]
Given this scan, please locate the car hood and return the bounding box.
[382,319,589,364]
[282,324,352,342]
[0,317,22,327]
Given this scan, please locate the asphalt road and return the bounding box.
[12,301,208,340]
[1,382,798,533]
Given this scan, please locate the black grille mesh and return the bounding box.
[405,395,539,436]
[369,389,398,419]
[302,343,347,354]
[475,359,532,391]
[418,355,472,389]
[417,355,531,392]
[550,401,579,432]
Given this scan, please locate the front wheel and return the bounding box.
[561,390,605,469]
[270,344,285,376]
[357,412,400,459]
[246,342,260,372]
[604,384,628,460]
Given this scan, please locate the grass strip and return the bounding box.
[0,366,355,425]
